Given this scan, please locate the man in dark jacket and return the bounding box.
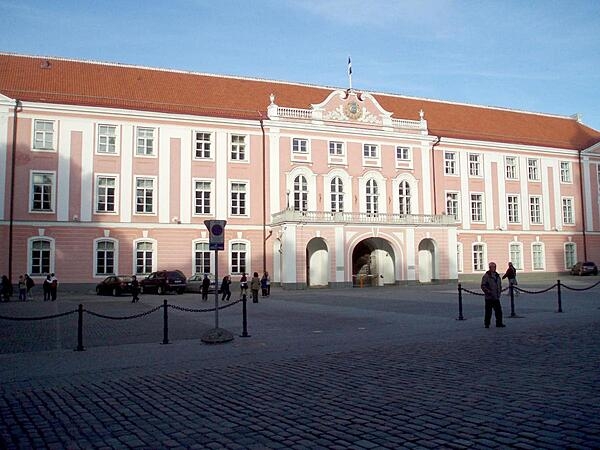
[481,262,506,328]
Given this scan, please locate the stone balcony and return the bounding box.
[271,209,456,226]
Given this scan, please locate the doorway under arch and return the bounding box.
[352,237,395,287]
[418,238,437,282]
[306,237,329,287]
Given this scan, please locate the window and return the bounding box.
[473,244,485,272]
[509,243,523,270]
[469,154,482,177]
[565,243,577,269]
[96,240,115,276]
[529,196,542,224]
[470,194,483,222]
[363,144,377,158]
[293,175,308,212]
[560,161,572,183]
[194,180,212,215]
[194,132,212,159]
[292,138,308,153]
[96,176,117,213]
[30,239,51,275]
[97,125,117,154]
[444,151,457,175]
[330,177,344,213]
[230,134,247,161]
[366,179,378,215]
[398,181,411,215]
[31,172,55,212]
[505,156,518,180]
[396,146,410,161]
[135,177,155,214]
[194,242,211,274]
[562,197,574,224]
[33,119,55,150]
[446,192,460,220]
[136,127,155,156]
[230,182,247,216]
[329,141,344,156]
[231,242,247,275]
[135,241,154,275]
[527,158,540,181]
[532,243,545,270]
[507,195,520,223]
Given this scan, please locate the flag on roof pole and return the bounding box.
[348,56,352,90]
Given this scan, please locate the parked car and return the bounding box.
[570,261,598,276]
[140,270,187,294]
[96,275,134,296]
[186,273,217,294]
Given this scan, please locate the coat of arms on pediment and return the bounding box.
[312,89,392,125]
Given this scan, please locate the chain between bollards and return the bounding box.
[162,299,170,344]
[240,293,250,337]
[456,283,465,320]
[75,303,85,351]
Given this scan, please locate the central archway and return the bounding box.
[352,237,395,287]
[306,237,329,287]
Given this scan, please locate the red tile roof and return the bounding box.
[1,53,599,150]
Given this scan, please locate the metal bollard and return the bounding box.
[161,299,170,344]
[557,280,563,313]
[457,283,465,320]
[510,284,516,318]
[240,293,250,337]
[75,304,85,351]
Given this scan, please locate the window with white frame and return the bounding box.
[135,241,154,275]
[292,138,308,153]
[329,141,344,156]
[96,176,117,213]
[363,144,378,158]
[95,240,115,276]
[398,181,411,215]
[532,243,545,270]
[33,119,55,150]
[473,243,485,271]
[194,242,211,274]
[470,193,484,222]
[194,131,213,159]
[562,197,574,224]
[230,182,247,216]
[507,195,520,223]
[457,243,464,273]
[560,161,572,183]
[30,239,51,275]
[366,179,379,215]
[565,243,577,269]
[293,175,308,212]
[230,242,247,275]
[444,151,457,175]
[509,243,523,270]
[97,124,117,154]
[529,196,542,224]
[527,158,540,181]
[396,146,410,161]
[136,127,155,156]
[469,153,482,177]
[330,177,344,213]
[135,177,155,214]
[194,180,212,215]
[505,156,518,180]
[31,172,55,212]
[230,134,247,161]
[446,192,460,220]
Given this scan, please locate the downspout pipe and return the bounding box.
[431,136,441,215]
[8,99,22,281]
[578,148,587,261]
[259,114,267,273]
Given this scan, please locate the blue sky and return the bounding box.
[1,0,599,131]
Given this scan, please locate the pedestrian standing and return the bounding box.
[131,275,140,303]
[50,273,58,301]
[25,274,35,300]
[265,271,271,297]
[17,275,27,301]
[221,275,232,302]
[250,272,260,303]
[502,262,519,297]
[260,272,268,297]
[240,273,248,299]
[481,262,506,328]
[1,275,13,302]
[201,274,211,301]
[43,275,52,301]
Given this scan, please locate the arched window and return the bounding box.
[135,241,154,275]
[398,180,411,215]
[194,241,211,274]
[294,175,308,212]
[30,239,52,275]
[366,179,378,215]
[96,240,116,276]
[330,177,344,212]
[231,242,248,275]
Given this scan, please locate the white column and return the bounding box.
[280,224,297,284]
[406,228,415,281]
[447,227,458,279]
[335,226,345,282]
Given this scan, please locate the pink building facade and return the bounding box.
[1,54,600,288]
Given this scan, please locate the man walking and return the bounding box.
[481,262,506,328]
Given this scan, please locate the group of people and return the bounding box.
[481,261,518,328]
[0,273,58,302]
[199,272,271,304]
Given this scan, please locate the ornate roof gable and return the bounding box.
[312,89,393,126]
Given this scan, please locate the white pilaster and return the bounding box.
[335,226,345,282]
[215,131,228,219]
[158,129,170,223]
[406,228,415,281]
[0,107,9,219]
[281,224,297,284]
[120,125,133,222]
[80,122,94,222]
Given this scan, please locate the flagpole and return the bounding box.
[348,56,352,90]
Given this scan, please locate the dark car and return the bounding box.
[570,261,598,276]
[96,275,133,296]
[140,270,187,294]
[186,273,217,294]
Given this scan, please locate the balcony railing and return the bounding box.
[271,210,455,226]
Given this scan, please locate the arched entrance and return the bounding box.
[352,238,395,287]
[418,238,436,282]
[306,237,329,287]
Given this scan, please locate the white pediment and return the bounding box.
[311,89,393,126]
